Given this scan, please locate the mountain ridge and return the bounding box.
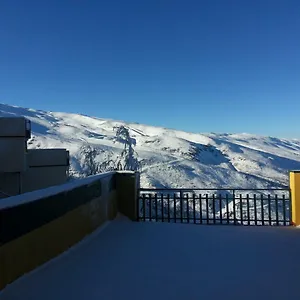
[1,103,299,189]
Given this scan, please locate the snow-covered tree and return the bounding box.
[79,143,115,176]
[113,125,140,171]
[78,126,140,177]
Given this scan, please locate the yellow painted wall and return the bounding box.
[0,171,138,290]
[290,171,300,225]
[0,174,119,290]
[0,191,117,290]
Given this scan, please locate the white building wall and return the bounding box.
[0,117,69,198]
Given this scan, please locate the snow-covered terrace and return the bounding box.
[1,216,300,300]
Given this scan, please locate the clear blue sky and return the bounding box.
[0,0,299,138]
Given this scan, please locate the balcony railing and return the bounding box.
[137,188,291,226]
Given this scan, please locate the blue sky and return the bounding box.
[0,0,299,138]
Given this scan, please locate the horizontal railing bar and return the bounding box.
[137,220,291,226]
[137,217,290,222]
[139,196,290,198]
[139,188,290,191]
[139,198,291,202]
[137,220,291,225]
[138,223,291,226]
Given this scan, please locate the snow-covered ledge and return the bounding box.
[0,172,116,210]
[0,171,140,290]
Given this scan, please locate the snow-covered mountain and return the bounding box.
[1,103,299,189]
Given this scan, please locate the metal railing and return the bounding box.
[137,188,291,226]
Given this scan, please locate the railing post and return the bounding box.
[116,171,140,221]
[290,171,300,226]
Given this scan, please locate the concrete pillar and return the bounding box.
[290,171,300,226]
[116,172,140,221]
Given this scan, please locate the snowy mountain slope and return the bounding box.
[1,103,300,189]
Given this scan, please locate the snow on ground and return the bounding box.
[1,103,300,189]
[1,217,300,300]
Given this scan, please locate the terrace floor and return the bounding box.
[1,216,300,300]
